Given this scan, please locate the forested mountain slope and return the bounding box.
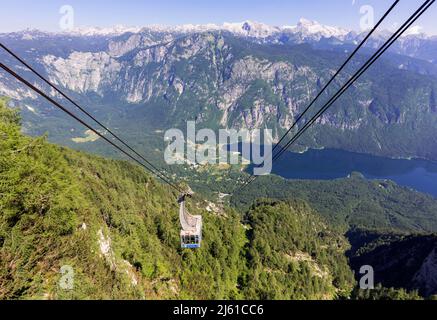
[0,98,355,299]
[240,200,354,299]
[348,229,437,298]
[231,173,437,234]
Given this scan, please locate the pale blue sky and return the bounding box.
[1,0,436,35]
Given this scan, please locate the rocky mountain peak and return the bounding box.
[294,17,349,39]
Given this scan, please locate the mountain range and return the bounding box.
[1,19,437,162]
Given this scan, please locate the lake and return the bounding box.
[247,148,437,197]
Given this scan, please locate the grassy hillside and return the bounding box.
[0,98,354,299]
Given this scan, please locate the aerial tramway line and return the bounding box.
[0,0,433,249]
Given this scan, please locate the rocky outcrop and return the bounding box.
[42,52,121,95]
[412,248,437,297]
[349,232,437,297]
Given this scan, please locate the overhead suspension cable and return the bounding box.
[0,61,184,193]
[269,0,400,159]
[271,0,434,164]
[235,0,435,194]
[0,41,179,192]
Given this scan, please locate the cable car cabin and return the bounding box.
[179,194,202,249]
[180,232,202,249]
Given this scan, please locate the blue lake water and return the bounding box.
[247,148,437,197]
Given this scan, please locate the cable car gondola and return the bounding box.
[179,192,202,249]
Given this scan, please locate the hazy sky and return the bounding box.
[1,0,436,35]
